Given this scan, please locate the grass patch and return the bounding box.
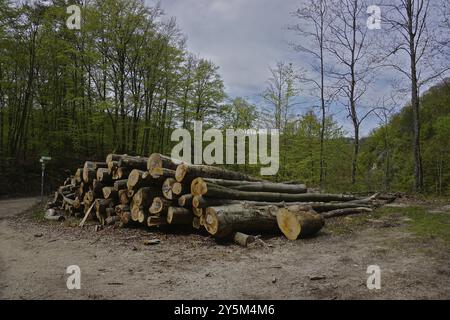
[341,206,450,247]
[398,207,450,247]
[31,204,46,221]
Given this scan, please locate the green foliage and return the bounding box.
[359,81,450,195]
[0,0,226,194]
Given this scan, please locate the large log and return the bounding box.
[276,207,325,240]
[83,161,107,183]
[175,163,261,183]
[114,179,128,191]
[127,169,153,190]
[162,178,177,200]
[192,179,358,203]
[115,204,130,216]
[233,232,256,247]
[172,182,190,196]
[106,153,123,165]
[118,189,130,205]
[148,168,176,180]
[178,194,194,207]
[147,153,186,175]
[118,155,148,171]
[92,179,104,198]
[132,187,160,207]
[102,186,118,200]
[321,207,373,218]
[204,204,279,238]
[192,196,373,212]
[96,168,112,183]
[147,215,168,227]
[167,207,193,225]
[116,167,131,180]
[137,208,149,224]
[149,197,172,215]
[192,196,237,208]
[200,178,307,194]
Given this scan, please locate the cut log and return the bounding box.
[175,163,261,183]
[74,168,84,184]
[167,207,193,225]
[107,160,119,172]
[276,207,325,240]
[172,182,189,196]
[147,153,186,175]
[83,161,107,183]
[115,204,130,216]
[127,169,153,190]
[148,168,176,180]
[147,215,168,227]
[118,155,148,170]
[192,217,201,229]
[131,205,142,222]
[149,197,172,215]
[192,196,236,208]
[321,207,373,218]
[162,178,177,200]
[96,168,112,183]
[106,153,123,165]
[233,232,256,247]
[118,189,130,205]
[193,207,203,218]
[92,180,104,198]
[204,204,278,238]
[192,178,358,203]
[178,194,193,207]
[114,179,128,191]
[105,215,120,226]
[137,209,149,224]
[133,187,160,207]
[102,187,118,200]
[200,178,306,194]
[116,167,131,179]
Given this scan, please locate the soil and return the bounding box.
[0,197,449,300]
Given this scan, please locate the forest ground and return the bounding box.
[0,196,449,300]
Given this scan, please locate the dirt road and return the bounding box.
[0,197,449,299]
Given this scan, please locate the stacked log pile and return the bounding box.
[47,153,395,244]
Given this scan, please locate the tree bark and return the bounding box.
[175,163,261,183]
[192,178,358,202]
[167,207,193,225]
[204,204,279,238]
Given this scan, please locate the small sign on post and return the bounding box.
[40,156,52,204]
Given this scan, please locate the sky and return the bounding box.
[149,0,445,137]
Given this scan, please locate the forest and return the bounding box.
[0,0,449,196]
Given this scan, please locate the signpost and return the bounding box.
[40,156,52,204]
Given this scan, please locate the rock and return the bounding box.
[309,275,326,280]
